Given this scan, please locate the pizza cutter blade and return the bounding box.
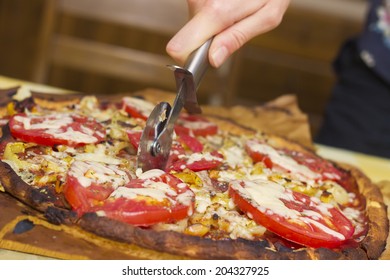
[137,38,212,171]
[136,102,172,171]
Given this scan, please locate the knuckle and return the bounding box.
[227,29,248,51]
[204,1,231,22]
[264,8,284,29]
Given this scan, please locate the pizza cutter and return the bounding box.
[137,38,212,171]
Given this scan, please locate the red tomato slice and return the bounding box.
[176,133,204,153]
[245,141,273,169]
[169,151,224,172]
[92,170,195,226]
[176,114,218,137]
[229,179,355,248]
[281,149,343,180]
[126,130,142,150]
[9,113,106,147]
[245,139,326,182]
[164,142,186,168]
[281,149,358,192]
[121,97,155,120]
[64,160,131,215]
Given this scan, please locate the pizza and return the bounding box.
[0,87,388,260]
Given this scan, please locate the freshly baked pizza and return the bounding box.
[0,87,388,260]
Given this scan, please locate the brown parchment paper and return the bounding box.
[0,88,388,259]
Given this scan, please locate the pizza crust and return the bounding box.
[0,160,69,213]
[342,164,389,259]
[76,211,374,259]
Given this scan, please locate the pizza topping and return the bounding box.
[245,140,321,181]
[9,113,106,147]
[64,160,131,213]
[221,145,247,169]
[175,114,218,137]
[92,169,195,226]
[74,143,125,165]
[121,97,155,120]
[169,151,224,172]
[0,118,9,126]
[67,160,129,188]
[126,130,142,150]
[176,133,204,153]
[229,179,355,248]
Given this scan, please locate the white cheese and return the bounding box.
[54,126,98,143]
[177,190,196,209]
[122,97,155,116]
[246,141,320,181]
[74,144,122,165]
[230,179,347,240]
[111,186,172,202]
[186,152,222,165]
[136,169,165,179]
[232,179,300,219]
[12,86,32,101]
[221,146,245,169]
[69,160,129,188]
[14,114,100,144]
[14,114,73,130]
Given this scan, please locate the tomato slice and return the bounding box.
[229,179,355,248]
[164,142,186,168]
[9,113,106,147]
[169,151,224,172]
[245,139,324,182]
[281,149,358,192]
[92,169,195,226]
[175,114,218,137]
[245,141,273,169]
[176,133,203,153]
[126,130,142,150]
[64,160,131,215]
[121,97,155,120]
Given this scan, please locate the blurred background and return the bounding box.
[0,0,367,137]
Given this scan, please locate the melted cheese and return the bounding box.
[233,179,300,219]
[14,114,99,144]
[221,146,245,168]
[12,86,32,101]
[246,141,320,180]
[74,144,122,165]
[111,185,173,201]
[230,179,346,240]
[69,160,129,188]
[136,169,165,180]
[14,114,72,130]
[122,97,155,116]
[54,126,98,143]
[186,152,222,165]
[110,182,193,207]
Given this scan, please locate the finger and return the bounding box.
[209,0,290,67]
[167,0,266,65]
[186,0,207,17]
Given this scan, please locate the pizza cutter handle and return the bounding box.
[184,38,212,89]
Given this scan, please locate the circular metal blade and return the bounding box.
[136,102,172,171]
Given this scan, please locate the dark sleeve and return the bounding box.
[357,0,390,84]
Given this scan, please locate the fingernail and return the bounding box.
[211,46,228,68]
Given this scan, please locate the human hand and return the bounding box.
[166,0,291,68]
